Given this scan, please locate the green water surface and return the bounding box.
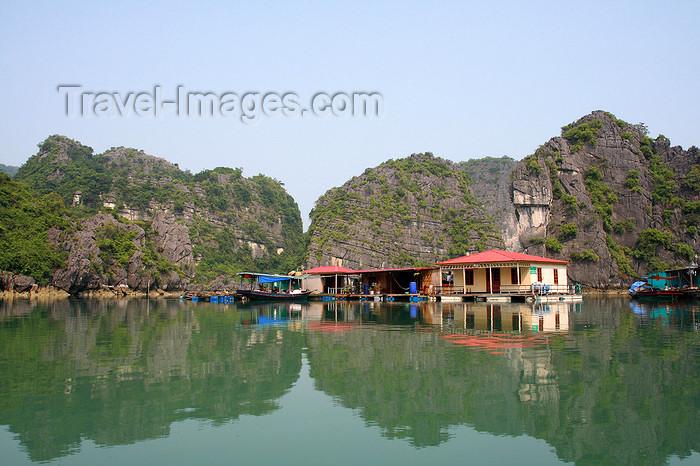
[0,297,698,465]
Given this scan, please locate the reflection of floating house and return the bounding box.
[451,302,571,333]
[436,250,573,301]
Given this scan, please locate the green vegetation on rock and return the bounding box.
[607,235,634,277]
[631,229,673,272]
[0,174,70,284]
[559,223,578,239]
[308,152,502,268]
[562,119,603,153]
[583,165,617,232]
[624,170,642,194]
[11,135,305,287]
[570,250,599,262]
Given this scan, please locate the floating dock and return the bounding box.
[309,292,583,303]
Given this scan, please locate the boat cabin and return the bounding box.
[236,272,306,292]
[645,265,699,290]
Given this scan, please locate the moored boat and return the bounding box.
[629,280,685,299]
[236,289,312,302]
[235,272,311,302]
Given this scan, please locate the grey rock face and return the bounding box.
[461,157,519,251]
[51,226,106,294]
[151,212,195,274]
[306,153,504,269]
[0,271,36,292]
[503,110,699,286]
[51,213,192,294]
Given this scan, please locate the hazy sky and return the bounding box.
[1,1,698,229]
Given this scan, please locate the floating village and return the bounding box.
[183,249,700,304]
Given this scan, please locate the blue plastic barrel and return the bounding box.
[364,284,370,294]
[409,282,417,294]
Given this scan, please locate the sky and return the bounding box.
[1,1,698,229]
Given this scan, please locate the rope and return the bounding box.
[389,272,411,291]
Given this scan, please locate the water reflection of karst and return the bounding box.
[3,299,697,464]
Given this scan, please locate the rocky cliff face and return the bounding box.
[508,111,699,286]
[306,153,503,269]
[305,112,699,286]
[460,156,519,250]
[49,213,193,294]
[13,136,304,292]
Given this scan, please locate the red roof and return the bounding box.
[436,249,569,266]
[355,266,435,273]
[302,265,358,274]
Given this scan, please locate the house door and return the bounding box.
[492,268,501,293]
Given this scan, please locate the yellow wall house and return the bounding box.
[436,250,570,295]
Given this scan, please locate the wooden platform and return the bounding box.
[308,293,583,303]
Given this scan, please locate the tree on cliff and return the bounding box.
[0,174,70,284]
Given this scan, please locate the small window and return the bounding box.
[511,267,519,284]
[537,267,543,282]
[553,269,559,284]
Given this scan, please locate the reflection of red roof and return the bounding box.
[441,333,553,354]
[307,322,358,333]
[302,266,357,274]
[355,267,435,273]
[436,249,569,266]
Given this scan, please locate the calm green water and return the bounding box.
[0,297,698,465]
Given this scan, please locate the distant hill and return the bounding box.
[306,111,699,286]
[306,152,504,269]
[3,110,699,291]
[0,163,19,177]
[11,135,304,292]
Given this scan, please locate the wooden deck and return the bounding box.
[309,292,583,303]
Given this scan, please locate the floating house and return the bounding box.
[355,267,439,295]
[302,250,577,302]
[302,266,358,294]
[436,250,570,296]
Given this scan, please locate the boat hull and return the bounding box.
[236,289,312,302]
[629,290,685,300]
